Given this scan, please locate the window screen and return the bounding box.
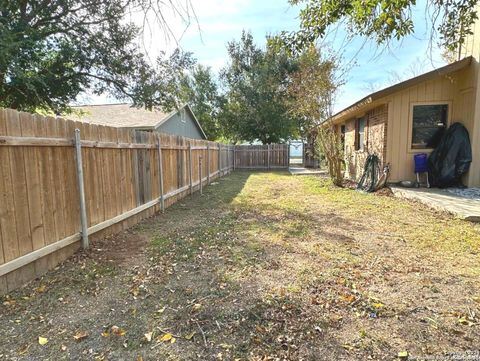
[412,104,448,149]
[355,118,366,151]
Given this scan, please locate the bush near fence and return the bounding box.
[0,108,289,295]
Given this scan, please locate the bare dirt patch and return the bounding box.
[1,172,480,361]
[89,230,149,266]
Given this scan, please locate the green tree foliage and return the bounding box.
[129,49,196,111]
[286,46,340,137]
[220,31,300,144]
[179,65,223,140]
[282,0,478,53]
[0,0,195,113]
[286,46,344,185]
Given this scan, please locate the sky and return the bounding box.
[80,0,447,113]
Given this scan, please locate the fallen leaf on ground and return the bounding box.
[144,332,153,342]
[158,333,176,343]
[192,303,202,312]
[130,287,140,297]
[255,325,266,333]
[73,331,88,341]
[458,317,475,326]
[111,326,127,336]
[341,294,356,303]
[35,285,47,293]
[372,302,384,309]
[3,298,16,306]
[38,337,48,346]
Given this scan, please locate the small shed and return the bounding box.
[72,103,207,140]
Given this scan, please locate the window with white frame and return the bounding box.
[411,104,448,149]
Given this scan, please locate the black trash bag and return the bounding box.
[428,122,472,188]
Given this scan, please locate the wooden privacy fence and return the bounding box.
[233,144,289,169]
[0,108,234,295]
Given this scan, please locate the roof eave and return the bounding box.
[325,56,473,125]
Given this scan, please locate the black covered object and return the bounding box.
[357,154,380,192]
[428,122,472,188]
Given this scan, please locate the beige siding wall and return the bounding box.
[383,66,478,185]
[343,104,388,181]
[455,5,480,186]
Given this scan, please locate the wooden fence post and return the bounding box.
[218,143,221,175]
[157,135,165,212]
[74,129,89,249]
[287,142,290,168]
[199,156,203,195]
[233,145,236,170]
[226,144,230,173]
[189,141,193,195]
[207,143,210,184]
[267,144,271,170]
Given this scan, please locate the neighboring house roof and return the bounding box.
[328,56,473,124]
[71,103,207,139]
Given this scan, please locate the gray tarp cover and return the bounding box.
[428,122,472,188]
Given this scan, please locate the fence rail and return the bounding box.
[0,108,234,294]
[0,107,290,294]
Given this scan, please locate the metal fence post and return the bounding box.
[199,156,203,195]
[157,135,165,212]
[189,142,193,195]
[74,129,89,249]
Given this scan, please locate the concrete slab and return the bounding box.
[289,158,303,165]
[289,167,327,176]
[391,186,480,222]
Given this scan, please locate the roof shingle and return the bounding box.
[70,103,175,129]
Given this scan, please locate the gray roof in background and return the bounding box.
[71,103,172,128]
[70,103,207,139]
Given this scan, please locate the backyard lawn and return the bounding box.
[1,172,480,360]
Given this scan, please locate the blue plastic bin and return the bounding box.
[414,153,428,173]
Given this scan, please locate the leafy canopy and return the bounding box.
[0,0,195,113]
[286,46,340,136]
[220,31,301,144]
[282,0,478,53]
[178,65,223,140]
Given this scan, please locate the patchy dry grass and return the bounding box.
[1,172,480,360]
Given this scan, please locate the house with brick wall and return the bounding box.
[327,20,480,187]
